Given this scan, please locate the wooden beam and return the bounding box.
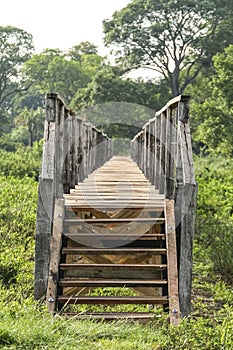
[46,198,64,314]
[177,183,197,318]
[165,199,180,325]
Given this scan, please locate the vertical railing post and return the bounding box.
[35,93,58,299]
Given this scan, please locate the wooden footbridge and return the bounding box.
[35,93,196,324]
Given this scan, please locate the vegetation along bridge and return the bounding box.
[35,93,197,325]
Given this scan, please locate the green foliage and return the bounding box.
[213,44,233,108]
[14,107,44,147]
[0,174,38,304]
[71,67,170,138]
[195,155,233,281]
[0,142,42,179]
[68,41,98,61]
[22,48,103,105]
[0,299,232,349]
[0,26,34,110]
[103,0,233,96]
[189,44,233,155]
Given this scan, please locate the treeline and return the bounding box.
[0,0,233,155]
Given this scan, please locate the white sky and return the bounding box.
[0,0,158,79]
[0,0,130,54]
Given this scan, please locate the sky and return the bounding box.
[0,0,130,54]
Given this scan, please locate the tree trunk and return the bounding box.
[171,67,180,97]
[29,127,33,147]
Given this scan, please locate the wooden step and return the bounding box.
[64,218,165,224]
[63,233,165,241]
[60,263,166,270]
[59,279,167,287]
[57,296,168,305]
[65,205,165,211]
[60,263,166,279]
[61,247,167,255]
[65,202,165,207]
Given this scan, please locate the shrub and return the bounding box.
[0,141,42,180]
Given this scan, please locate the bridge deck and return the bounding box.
[64,156,165,211]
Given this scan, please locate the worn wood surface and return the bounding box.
[165,199,180,325]
[46,198,64,313]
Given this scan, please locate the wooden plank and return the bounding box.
[60,263,167,270]
[64,218,165,224]
[46,198,64,313]
[165,199,180,325]
[34,178,54,300]
[65,206,165,212]
[178,183,197,318]
[62,248,167,255]
[65,202,165,207]
[59,279,167,287]
[63,268,163,280]
[57,296,168,305]
[63,233,165,240]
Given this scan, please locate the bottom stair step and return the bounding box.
[57,296,168,305]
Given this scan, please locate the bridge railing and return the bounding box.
[131,95,197,317]
[34,93,112,299]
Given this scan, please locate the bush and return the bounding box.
[195,154,233,281]
[0,141,42,180]
[0,175,38,301]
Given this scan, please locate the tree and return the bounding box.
[0,26,34,110]
[14,107,44,147]
[189,44,233,155]
[22,47,104,104]
[70,66,170,138]
[213,45,233,108]
[68,41,98,61]
[103,0,233,97]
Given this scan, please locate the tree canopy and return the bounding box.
[22,48,104,104]
[188,44,233,155]
[0,26,34,110]
[103,0,233,96]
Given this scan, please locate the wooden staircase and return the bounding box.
[46,156,180,324]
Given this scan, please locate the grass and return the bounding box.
[0,302,232,349]
[1,244,233,350]
[0,152,233,349]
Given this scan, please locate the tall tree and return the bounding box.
[70,66,170,138]
[189,44,233,155]
[103,0,233,97]
[22,47,103,104]
[0,26,34,110]
[68,41,98,61]
[213,44,233,108]
[14,107,44,147]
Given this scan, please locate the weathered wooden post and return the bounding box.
[34,93,58,299]
[175,96,197,317]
